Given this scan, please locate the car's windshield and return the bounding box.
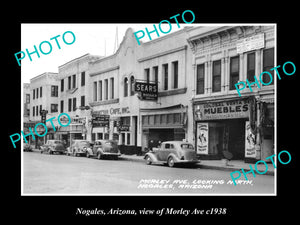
[181,144,194,150]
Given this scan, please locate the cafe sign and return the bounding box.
[194,98,250,120]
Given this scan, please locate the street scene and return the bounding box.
[22,24,275,195]
[23,151,274,194]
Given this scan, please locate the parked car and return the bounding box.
[86,140,121,159]
[23,143,32,152]
[40,140,66,154]
[66,140,92,157]
[144,141,200,167]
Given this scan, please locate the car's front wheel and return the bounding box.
[167,156,175,167]
[145,156,152,165]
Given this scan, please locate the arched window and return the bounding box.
[130,76,135,96]
[124,77,128,97]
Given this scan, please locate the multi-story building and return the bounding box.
[57,53,102,146]
[23,83,30,123]
[186,25,275,162]
[29,72,60,147]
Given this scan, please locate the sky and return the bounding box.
[21,23,182,83]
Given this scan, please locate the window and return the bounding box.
[263,48,274,85]
[36,88,39,99]
[230,56,239,90]
[127,133,130,145]
[212,60,221,92]
[33,89,35,100]
[51,86,58,97]
[60,100,64,113]
[26,94,30,103]
[36,106,38,116]
[33,106,35,116]
[93,81,97,101]
[81,72,85,86]
[99,81,102,101]
[81,96,85,107]
[153,66,158,84]
[40,105,42,114]
[51,104,58,113]
[61,79,64,92]
[196,64,205,94]
[247,52,256,82]
[124,77,128,97]
[145,68,150,83]
[104,79,108,100]
[172,61,178,89]
[68,98,72,112]
[121,116,130,126]
[73,98,76,111]
[68,76,71,89]
[110,77,114,99]
[40,87,42,97]
[130,76,135,96]
[72,74,76,89]
[163,63,168,90]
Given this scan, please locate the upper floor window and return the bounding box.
[124,77,128,97]
[229,56,239,90]
[263,48,274,85]
[81,72,85,86]
[172,61,178,89]
[196,64,205,94]
[247,52,256,82]
[163,63,168,90]
[51,86,58,97]
[212,60,221,92]
[130,76,135,96]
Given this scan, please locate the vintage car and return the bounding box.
[144,141,200,167]
[66,140,92,157]
[23,143,33,152]
[86,140,121,159]
[40,140,66,154]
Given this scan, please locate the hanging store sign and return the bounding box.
[236,33,264,54]
[135,81,158,101]
[245,121,256,158]
[92,115,110,127]
[196,123,209,154]
[194,98,250,121]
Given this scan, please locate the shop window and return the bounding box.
[167,114,173,124]
[230,56,239,90]
[174,113,180,124]
[121,133,125,144]
[247,52,256,82]
[212,60,221,92]
[196,64,205,94]
[149,115,154,125]
[161,114,167,124]
[263,48,274,85]
[121,116,130,126]
[124,77,128,97]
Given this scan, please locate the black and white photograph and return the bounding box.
[20,23,276,195]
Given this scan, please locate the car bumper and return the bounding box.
[175,159,200,164]
[102,152,121,156]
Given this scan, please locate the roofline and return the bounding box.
[30,72,58,82]
[58,53,102,68]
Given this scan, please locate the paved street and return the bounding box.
[23,152,275,195]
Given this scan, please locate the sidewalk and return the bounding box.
[121,154,274,176]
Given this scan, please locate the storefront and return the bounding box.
[193,97,255,161]
[141,104,188,151]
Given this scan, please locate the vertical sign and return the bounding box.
[196,123,208,154]
[245,121,256,158]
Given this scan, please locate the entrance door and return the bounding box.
[148,129,174,150]
[226,119,246,160]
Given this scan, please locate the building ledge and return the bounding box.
[89,98,119,107]
[158,87,187,97]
